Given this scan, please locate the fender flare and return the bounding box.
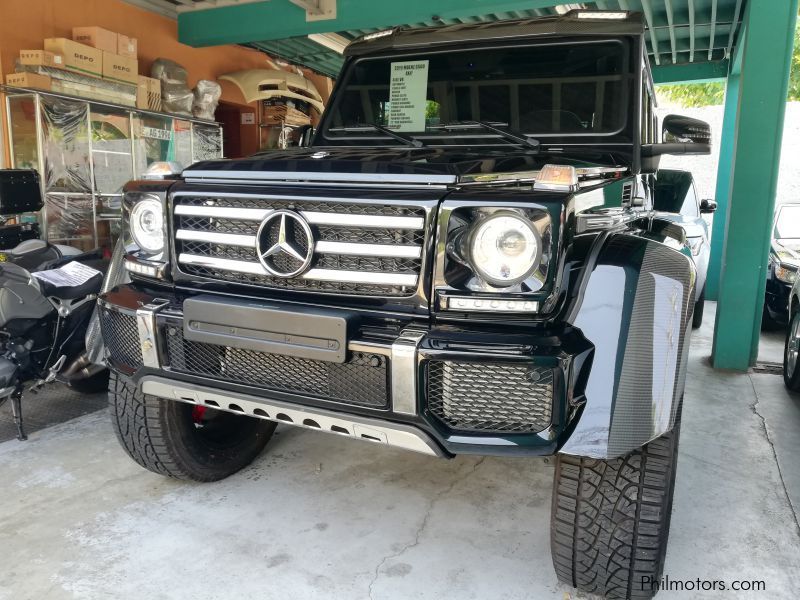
[560,232,696,459]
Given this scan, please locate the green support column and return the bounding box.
[705,74,739,301]
[712,0,798,370]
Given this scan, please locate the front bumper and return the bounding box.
[98,285,593,457]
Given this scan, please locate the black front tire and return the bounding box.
[691,287,705,329]
[784,308,800,392]
[109,372,276,481]
[551,423,681,600]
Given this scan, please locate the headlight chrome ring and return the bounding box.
[468,212,542,287]
[129,198,165,254]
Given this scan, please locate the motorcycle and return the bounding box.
[0,170,108,440]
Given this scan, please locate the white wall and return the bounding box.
[655,101,800,208]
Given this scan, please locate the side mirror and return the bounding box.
[297,125,316,148]
[641,115,712,173]
[700,198,717,214]
[662,114,712,145]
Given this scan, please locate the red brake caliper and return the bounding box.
[192,405,207,423]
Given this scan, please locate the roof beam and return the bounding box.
[688,0,695,62]
[663,0,678,63]
[726,0,744,59]
[709,0,718,60]
[652,59,729,84]
[639,0,662,65]
[179,0,568,46]
[288,0,337,21]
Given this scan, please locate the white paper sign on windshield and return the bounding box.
[387,60,429,132]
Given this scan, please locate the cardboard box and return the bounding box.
[146,76,161,94]
[138,75,160,93]
[53,78,135,108]
[72,26,118,53]
[102,51,138,85]
[19,50,64,69]
[44,38,102,77]
[117,34,138,58]
[136,77,147,107]
[6,72,52,91]
[136,75,161,111]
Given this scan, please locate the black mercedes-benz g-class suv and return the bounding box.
[98,11,709,600]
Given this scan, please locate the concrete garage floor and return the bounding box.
[1,304,800,600]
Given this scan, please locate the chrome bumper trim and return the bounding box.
[140,376,444,457]
[390,328,427,416]
[135,299,170,368]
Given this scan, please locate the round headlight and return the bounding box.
[130,198,165,253]
[469,213,541,287]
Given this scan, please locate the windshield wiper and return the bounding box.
[329,123,425,148]
[433,121,540,151]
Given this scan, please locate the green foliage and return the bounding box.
[425,100,440,120]
[658,18,800,108]
[658,82,725,107]
[789,17,800,101]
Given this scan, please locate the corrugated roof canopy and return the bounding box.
[131,0,745,79]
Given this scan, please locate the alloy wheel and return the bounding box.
[787,312,800,378]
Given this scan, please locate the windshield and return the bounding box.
[322,39,633,146]
[775,205,800,239]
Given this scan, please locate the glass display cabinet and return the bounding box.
[4,89,223,253]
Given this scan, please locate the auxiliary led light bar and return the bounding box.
[362,29,396,41]
[125,258,162,278]
[446,296,539,313]
[575,11,629,20]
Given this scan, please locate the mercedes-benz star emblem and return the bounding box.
[256,210,314,278]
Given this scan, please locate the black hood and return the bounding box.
[185,146,618,181]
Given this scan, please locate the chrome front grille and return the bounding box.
[173,193,427,296]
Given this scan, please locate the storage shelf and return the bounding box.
[5,86,222,250]
[92,149,132,156]
[1,84,222,126]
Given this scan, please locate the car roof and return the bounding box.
[346,11,645,58]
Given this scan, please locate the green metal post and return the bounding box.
[705,74,739,301]
[712,0,798,370]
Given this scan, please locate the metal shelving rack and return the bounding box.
[2,85,223,252]
[258,99,311,150]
